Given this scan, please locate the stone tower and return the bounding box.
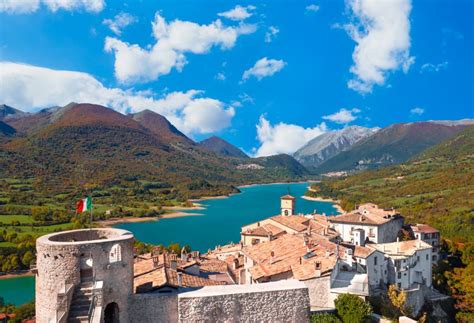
[280,195,295,216]
[35,228,134,323]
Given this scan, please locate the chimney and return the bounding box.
[325,250,330,257]
[397,237,400,242]
[315,262,321,277]
[177,272,183,287]
[152,255,159,268]
[270,251,275,264]
[233,258,239,270]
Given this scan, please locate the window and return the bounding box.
[426,254,429,260]
[397,283,401,289]
[417,256,420,262]
[397,272,401,279]
[109,244,122,263]
[374,256,377,266]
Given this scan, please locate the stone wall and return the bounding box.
[303,276,332,309]
[128,293,178,323]
[178,280,310,322]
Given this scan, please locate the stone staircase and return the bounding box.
[67,281,93,323]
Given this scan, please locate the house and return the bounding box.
[328,203,404,244]
[133,252,231,294]
[371,240,433,290]
[410,224,440,264]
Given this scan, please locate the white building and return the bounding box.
[371,240,433,290]
[329,203,404,244]
[410,224,440,265]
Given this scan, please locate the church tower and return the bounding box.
[281,195,296,216]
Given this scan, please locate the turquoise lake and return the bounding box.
[0,182,338,306]
[116,182,339,252]
[0,276,35,306]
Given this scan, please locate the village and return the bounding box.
[132,196,447,317]
[31,194,451,323]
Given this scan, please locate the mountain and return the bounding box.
[315,121,474,173]
[294,126,378,168]
[198,136,248,158]
[0,104,28,121]
[131,109,193,145]
[252,154,309,176]
[0,103,309,196]
[307,125,474,242]
[0,120,16,137]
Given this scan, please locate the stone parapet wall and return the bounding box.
[178,280,310,322]
[129,293,179,323]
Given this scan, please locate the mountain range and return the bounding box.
[198,136,248,158]
[0,103,309,197]
[294,125,379,169]
[313,121,474,173]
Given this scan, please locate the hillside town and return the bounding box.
[29,195,451,323]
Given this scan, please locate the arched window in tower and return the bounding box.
[109,244,122,263]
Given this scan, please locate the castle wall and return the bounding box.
[128,293,178,323]
[35,229,134,323]
[177,280,310,322]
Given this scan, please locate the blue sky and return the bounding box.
[0,0,472,156]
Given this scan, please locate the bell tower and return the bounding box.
[280,195,295,216]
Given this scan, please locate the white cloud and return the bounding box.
[105,13,256,83]
[218,5,256,21]
[0,0,39,13]
[103,12,137,35]
[410,107,424,115]
[215,72,226,81]
[242,57,286,81]
[0,62,235,135]
[0,0,105,13]
[254,116,327,157]
[420,61,448,73]
[264,26,279,43]
[345,0,414,94]
[322,108,361,124]
[306,4,320,13]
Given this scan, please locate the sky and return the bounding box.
[0,0,473,156]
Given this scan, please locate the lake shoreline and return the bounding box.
[301,195,344,214]
[98,211,202,227]
[0,271,34,280]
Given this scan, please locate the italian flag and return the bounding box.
[76,197,92,214]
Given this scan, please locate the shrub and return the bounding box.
[310,312,341,323]
[334,293,372,323]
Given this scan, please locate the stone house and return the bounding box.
[410,224,440,264]
[329,203,404,244]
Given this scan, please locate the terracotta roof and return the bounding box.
[353,245,376,259]
[329,204,402,225]
[281,194,296,200]
[134,254,227,293]
[243,233,342,281]
[270,215,310,232]
[242,223,286,237]
[411,224,439,234]
[371,240,432,257]
[199,258,229,273]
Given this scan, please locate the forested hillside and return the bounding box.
[307,125,474,242]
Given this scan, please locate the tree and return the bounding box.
[334,293,372,323]
[22,251,35,267]
[311,313,341,323]
[388,284,412,316]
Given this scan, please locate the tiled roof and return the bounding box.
[133,253,227,293]
[353,245,376,259]
[328,204,401,226]
[281,194,296,200]
[243,233,342,281]
[270,215,310,232]
[411,224,439,234]
[242,223,286,237]
[199,258,229,273]
[371,240,432,257]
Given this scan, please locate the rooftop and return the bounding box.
[329,203,401,226]
[281,194,296,200]
[371,240,432,257]
[270,215,310,232]
[411,224,439,234]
